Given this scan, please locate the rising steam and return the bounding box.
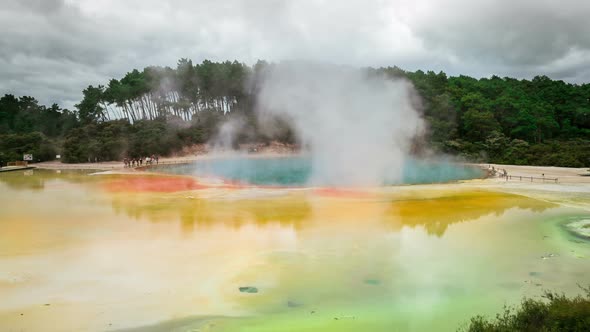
[255,62,423,186]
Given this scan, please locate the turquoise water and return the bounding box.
[151,156,483,186]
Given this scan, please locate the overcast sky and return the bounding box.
[1,0,590,109]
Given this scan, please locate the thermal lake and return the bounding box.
[1,166,589,332]
[149,156,484,186]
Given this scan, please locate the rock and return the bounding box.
[239,286,258,293]
[364,279,380,285]
[287,300,302,308]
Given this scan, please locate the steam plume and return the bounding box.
[255,62,423,186]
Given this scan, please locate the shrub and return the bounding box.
[461,287,590,332]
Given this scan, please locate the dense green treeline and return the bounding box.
[0,95,77,162]
[398,69,590,166]
[1,59,589,166]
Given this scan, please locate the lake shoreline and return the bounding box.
[474,163,590,184]
[33,153,590,184]
[33,152,303,171]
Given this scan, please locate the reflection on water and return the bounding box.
[0,170,589,332]
[110,192,313,231]
[386,191,554,236]
[107,186,554,238]
[0,169,46,190]
[0,168,97,191]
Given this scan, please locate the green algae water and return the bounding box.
[150,156,483,185]
[0,169,589,332]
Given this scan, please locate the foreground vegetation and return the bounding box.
[1,59,589,166]
[462,288,590,332]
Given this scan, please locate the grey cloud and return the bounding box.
[407,0,590,80]
[0,0,589,108]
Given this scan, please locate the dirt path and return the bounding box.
[479,163,590,184]
[33,153,295,170]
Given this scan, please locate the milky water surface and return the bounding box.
[0,169,588,332]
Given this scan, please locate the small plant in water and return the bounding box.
[461,286,590,332]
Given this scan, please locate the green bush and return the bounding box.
[462,288,590,332]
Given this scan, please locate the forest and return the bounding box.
[1,59,589,166]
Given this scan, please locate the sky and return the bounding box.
[1,0,590,109]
